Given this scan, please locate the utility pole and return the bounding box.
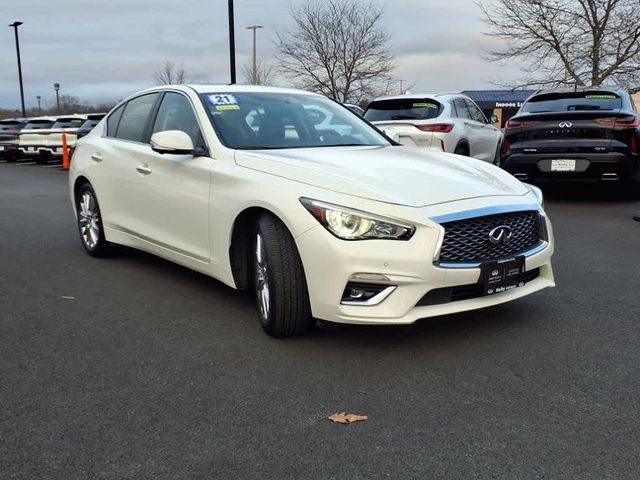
[399,79,405,95]
[245,25,263,84]
[9,21,26,117]
[228,0,236,84]
[53,83,60,114]
[36,95,41,113]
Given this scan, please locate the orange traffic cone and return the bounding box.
[61,129,70,170]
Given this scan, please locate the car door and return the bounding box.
[94,93,161,236]
[131,91,212,262]
[464,99,500,162]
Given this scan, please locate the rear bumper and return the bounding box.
[501,151,639,180]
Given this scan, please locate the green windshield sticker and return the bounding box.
[413,102,438,109]
[585,94,617,99]
[71,119,83,123]
[215,104,240,111]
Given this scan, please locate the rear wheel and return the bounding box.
[454,142,469,156]
[76,183,112,257]
[254,214,312,337]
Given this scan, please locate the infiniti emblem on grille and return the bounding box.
[488,226,513,245]
[558,121,573,128]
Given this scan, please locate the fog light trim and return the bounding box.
[341,282,397,306]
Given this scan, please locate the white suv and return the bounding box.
[365,93,503,163]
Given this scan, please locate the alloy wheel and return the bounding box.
[78,191,101,249]
[255,232,271,322]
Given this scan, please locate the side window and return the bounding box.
[449,101,458,118]
[465,99,487,123]
[152,92,203,147]
[454,98,471,119]
[106,104,125,137]
[115,93,159,143]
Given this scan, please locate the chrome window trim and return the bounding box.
[430,204,541,224]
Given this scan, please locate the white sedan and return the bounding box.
[69,85,555,337]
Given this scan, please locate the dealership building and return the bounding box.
[462,90,536,127]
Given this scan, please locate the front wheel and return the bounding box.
[254,214,312,337]
[76,183,112,257]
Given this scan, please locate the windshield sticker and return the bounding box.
[71,119,83,123]
[585,94,617,99]
[207,93,239,106]
[413,102,438,109]
[215,104,240,111]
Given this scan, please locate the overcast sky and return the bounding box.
[1,0,523,109]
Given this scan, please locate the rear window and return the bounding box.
[24,120,54,130]
[364,98,442,121]
[52,119,84,129]
[522,91,623,113]
[0,121,23,131]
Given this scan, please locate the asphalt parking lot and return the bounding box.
[1,159,639,479]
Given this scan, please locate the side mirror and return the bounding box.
[150,130,195,155]
[381,127,400,143]
[489,114,499,125]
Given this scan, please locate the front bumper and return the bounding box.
[295,201,555,325]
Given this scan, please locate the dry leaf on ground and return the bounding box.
[328,412,368,424]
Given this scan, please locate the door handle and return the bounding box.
[91,153,103,162]
[136,164,152,175]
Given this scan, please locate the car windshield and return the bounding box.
[522,92,623,113]
[364,98,443,121]
[200,92,389,150]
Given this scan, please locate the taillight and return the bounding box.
[596,116,640,127]
[501,139,510,154]
[416,123,454,133]
[505,120,539,130]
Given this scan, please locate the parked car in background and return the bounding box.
[18,117,56,161]
[76,113,106,140]
[39,116,86,162]
[500,88,640,193]
[69,85,554,337]
[344,103,365,116]
[0,118,28,162]
[364,93,503,163]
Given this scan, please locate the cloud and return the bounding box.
[0,0,524,110]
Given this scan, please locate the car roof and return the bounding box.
[370,92,463,102]
[534,86,627,96]
[135,84,324,97]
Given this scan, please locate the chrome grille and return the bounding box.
[438,211,542,263]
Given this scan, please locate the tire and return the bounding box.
[35,155,49,165]
[454,142,469,156]
[254,213,312,337]
[75,183,112,257]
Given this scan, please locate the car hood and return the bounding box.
[235,146,528,207]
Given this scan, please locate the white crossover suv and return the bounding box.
[365,93,503,163]
[69,85,554,337]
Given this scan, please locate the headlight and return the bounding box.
[300,198,415,240]
[524,183,544,207]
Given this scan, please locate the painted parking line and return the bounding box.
[16,161,37,166]
[42,164,63,169]
[0,160,8,163]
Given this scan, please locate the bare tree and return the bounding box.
[479,0,640,88]
[153,61,186,85]
[241,59,276,85]
[275,0,395,103]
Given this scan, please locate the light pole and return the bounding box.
[399,79,406,95]
[9,21,26,117]
[53,83,60,114]
[228,0,236,84]
[36,95,41,113]
[245,25,263,85]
